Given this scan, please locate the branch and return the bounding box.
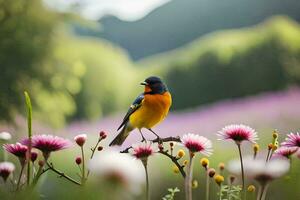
[120,136,181,153]
[120,136,185,178]
[158,150,186,178]
[46,162,81,186]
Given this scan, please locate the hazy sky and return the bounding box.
[44,0,171,21]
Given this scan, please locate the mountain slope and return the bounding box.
[75,0,300,60]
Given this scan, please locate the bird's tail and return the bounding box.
[109,125,133,146]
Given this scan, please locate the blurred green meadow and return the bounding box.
[1,0,300,199]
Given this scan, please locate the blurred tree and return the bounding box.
[0,0,56,123]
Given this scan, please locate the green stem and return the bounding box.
[260,184,269,200]
[32,165,44,186]
[81,146,86,184]
[205,172,210,200]
[219,184,222,200]
[90,139,101,159]
[142,159,150,200]
[265,149,271,162]
[237,144,245,200]
[16,164,25,191]
[86,138,102,178]
[24,91,32,186]
[185,152,194,200]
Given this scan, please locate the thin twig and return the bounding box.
[46,162,81,186]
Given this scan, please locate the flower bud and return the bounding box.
[192,180,198,188]
[99,131,107,139]
[200,158,209,169]
[31,152,38,162]
[214,174,224,186]
[74,134,87,147]
[177,149,185,158]
[208,168,216,178]
[229,175,235,184]
[190,152,195,158]
[272,143,278,151]
[268,143,273,150]
[247,185,256,192]
[218,162,225,171]
[272,130,278,139]
[75,157,82,165]
[38,160,45,167]
[97,146,103,151]
[183,160,188,166]
[253,144,259,153]
[173,165,179,174]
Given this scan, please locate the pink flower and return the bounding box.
[131,142,154,159]
[274,146,298,158]
[218,124,258,144]
[281,132,300,148]
[3,143,28,158]
[74,134,87,147]
[22,135,72,159]
[181,133,213,156]
[0,162,15,182]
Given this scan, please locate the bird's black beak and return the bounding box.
[140,81,148,86]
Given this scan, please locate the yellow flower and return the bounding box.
[247,185,256,192]
[214,174,224,186]
[173,165,180,174]
[177,149,185,158]
[192,180,198,189]
[200,158,209,169]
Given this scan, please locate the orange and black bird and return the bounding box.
[109,76,172,146]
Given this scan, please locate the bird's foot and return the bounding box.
[140,137,146,143]
[156,136,163,144]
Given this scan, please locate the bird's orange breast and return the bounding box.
[129,92,172,129]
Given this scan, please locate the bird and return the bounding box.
[109,76,172,146]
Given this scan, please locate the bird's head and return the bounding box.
[140,76,168,94]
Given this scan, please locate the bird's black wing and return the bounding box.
[117,94,144,131]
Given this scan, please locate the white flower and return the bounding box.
[228,156,290,184]
[89,150,145,194]
[0,132,12,141]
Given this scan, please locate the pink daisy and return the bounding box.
[181,133,213,156]
[218,124,258,144]
[274,147,298,158]
[281,132,300,148]
[3,142,28,158]
[22,134,72,159]
[131,142,154,159]
[0,162,15,182]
